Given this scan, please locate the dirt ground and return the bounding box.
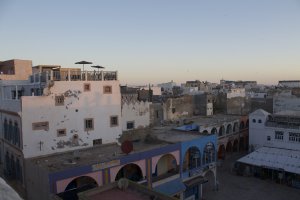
[203,152,300,200]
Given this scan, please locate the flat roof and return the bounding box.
[238,147,300,174]
[186,115,241,126]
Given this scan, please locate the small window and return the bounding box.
[110,116,118,127]
[172,108,176,114]
[258,119,262,123]
[32,122,49,131]
[55,95,64,106]
[93,139,102,146]
[156,110,159,118]
[84,118,94,130]
[84,83,91,91]
[252,119,256,123]
[103,86,112,94]
[267,136,271,141]
[57,129,66,137]
[127,121,135,130]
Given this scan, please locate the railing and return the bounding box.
[30,70,118,83]
[265,121,300,130]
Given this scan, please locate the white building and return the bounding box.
[238,109,300,184]
[273,91,300,113]
[0,65,122,190]
[278,80,300,88]
[121,96,151,131]
[157,81,176,94]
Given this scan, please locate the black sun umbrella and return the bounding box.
[91,65,105,72]
[75,61,93,71]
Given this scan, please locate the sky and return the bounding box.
[0,0,300,85]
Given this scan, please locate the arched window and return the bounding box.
[8,120,13,143]
[4,119,8,140]
[252,119,256,123]
[258,119,262,123]
[14,122,20,147]
[203,142,215,165]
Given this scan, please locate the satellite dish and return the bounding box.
[118,178,129,190]
[121,140,133,154]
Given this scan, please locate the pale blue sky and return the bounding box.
[1,0,300,85]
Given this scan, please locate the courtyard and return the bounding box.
[204,153,300,200]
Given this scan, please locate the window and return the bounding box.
[258,119,262,123]
[84,118,94,130]
[93,139,102,146]
[252,119,256,123]
[172,108,176,114]
[57,129,66,137]
[84,83,91,91]
[103,86,112,94]
[127,121,135,130]
[275,131,284,140]
[110,116,118,127]
[267,136,271,141]
[289,132,300,142]
[156,110,159,118]
[55,95,64,106]
[32,122,49,131]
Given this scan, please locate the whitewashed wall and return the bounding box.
[21,80,122,158]
[121,101,150,131]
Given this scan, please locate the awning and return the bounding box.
[154,178,186,196]
[238,147,300,174]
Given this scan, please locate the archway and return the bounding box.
[59,176,98,200]
[239,137,245,151]
[211,127,217,134]
[226,141,232,153]
[115,163,143,182]
[65,176,98,192]
[240,121,245,130]
[233,139,238,152]
[217,145,225,160]
[218,125,225,137]
[202,170,216,199]
[183,146,201,171]
[233,122,239,133]
[202,130,208,134]
[226,124,232,135]
[155,154,178,177]
[202,142,215,165]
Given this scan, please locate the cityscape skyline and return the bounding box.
[1,0,300,85]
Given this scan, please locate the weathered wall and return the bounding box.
[121,101,150,131]
[250,97,273,113]
[163,95,193,121]
[21,80,122,158]
[149,103,164,126]
[226,97,251,115]
[273,95,300,113]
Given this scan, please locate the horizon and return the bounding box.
[1,0,300,85]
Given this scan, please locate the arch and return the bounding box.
[155,154,178,177]
[202,142,215,165]
[226,124,232,135]
[4,119,8,140]
[211,127,217,134]
[202,130,208,134]
[233,122,239,133]
[202,170,216,198]
[226,141,232,153]
[239,121,245,130]
[233,139,238,152]
[183,146,201,171]
[218,125,225,137]
[65,176,98,192]
[239,137,245,151]
[217,145,225,160]
[8,120,13,142]
[115,163,143,182]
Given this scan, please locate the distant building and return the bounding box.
[0,59,32,80]
[273,90,300,113]
[278,80,300,88]
[157,81,176,95]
